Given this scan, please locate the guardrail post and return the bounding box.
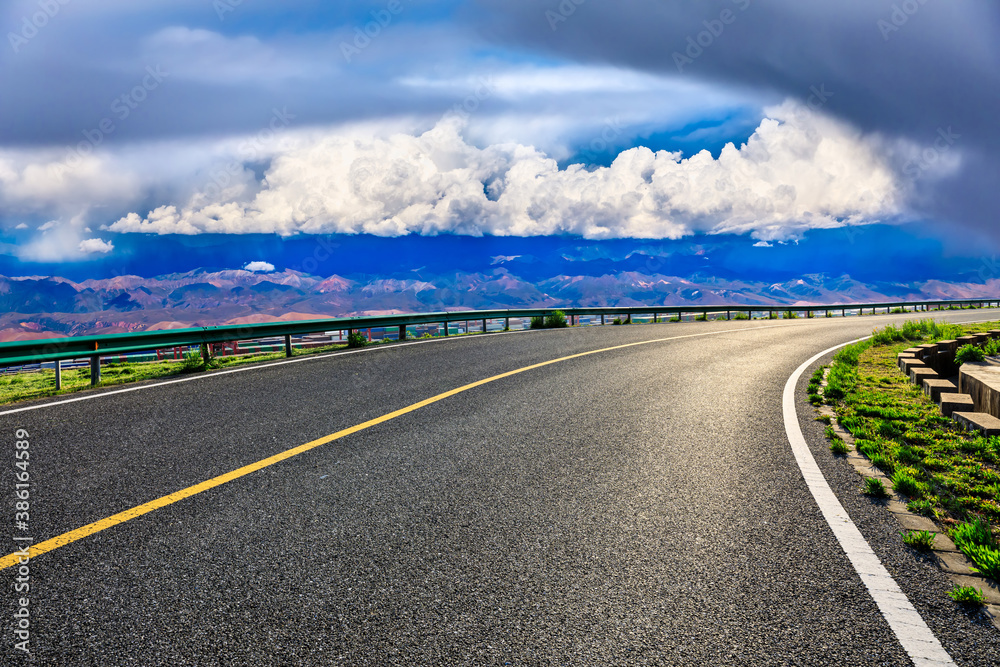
[90,355,101,386]
[601,314,605,325]
[443,321,449,337]
[398,324,406,341]
[54,360,62,390]
[504,317,510,331]
[482,318,487,333]
[726,310,731,320]
[284,334,293,357]
[626,313,632,324]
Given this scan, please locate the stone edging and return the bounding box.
[816,368,1000,630]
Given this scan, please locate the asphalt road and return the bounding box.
[4,312,1000,665]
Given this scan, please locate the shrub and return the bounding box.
[830,440,849,455]
[965,543,1000,581]
[950,517,996,551]
[783,310,797,319]
[346,330,367,348]
[985,338,1000,356]
[891,469,922,497]
[863,477,890,498]
[695,313,708,321]
[544,310,568,328]
[955,344,985,365]
[530,315,545,329]
[906,499,936,517]
[890,307,906,314]
[901,530,935,551]
[872,453,896,476]
[733,312,750,320]
[871,324,906,346]
[182,351,203,370]
[948,585,986,605]
[612,317,623,325]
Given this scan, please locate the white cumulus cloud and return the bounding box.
[111,103,901,242]
[244,261,275,272]
[78,238,115,254]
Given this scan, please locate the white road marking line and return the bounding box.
[783,339,956,666]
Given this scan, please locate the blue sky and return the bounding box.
[1,0,998,282]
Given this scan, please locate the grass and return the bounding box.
[830,439,849,455]
[0,349,298,405]
[818,318,1000,589]
[823,319,1000,525]
[891,469,923,497]
[863,476,890,498]
[901,529,936,551]
[948,585,986,605]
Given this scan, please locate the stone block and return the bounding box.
[895,513,939,532]
[932,533,958,552]
[922,378,957,402]
[939,393,974,416]
[909,367,938,384]
[899,357,927,374]
[936,339,959,354]
[953,411,1000,437]
[936,551,977,576]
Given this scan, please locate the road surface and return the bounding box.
[3,312,1000,665]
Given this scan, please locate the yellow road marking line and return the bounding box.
[0,323,796,570]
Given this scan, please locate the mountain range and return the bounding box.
[2,266,999,342]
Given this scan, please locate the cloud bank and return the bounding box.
[110,103,899,242]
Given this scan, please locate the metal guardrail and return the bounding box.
[1,299,998,386]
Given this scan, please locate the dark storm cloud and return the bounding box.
[469,0,1000,238]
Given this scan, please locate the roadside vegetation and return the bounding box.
[0,349,297,405]
[820,318,1000,590]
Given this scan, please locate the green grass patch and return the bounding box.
[863,476,890,498]
[824,319,1000,526]
[948,585,986,605]
[830,439,849,456]
[901,529,935,551]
